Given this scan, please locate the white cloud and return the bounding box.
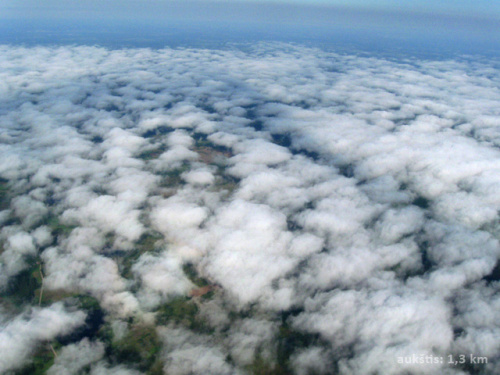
[182,168,215,186]
[132,252,193,307]
[0,303,86,373]
[47,338,105,375]
[159,327,240,375]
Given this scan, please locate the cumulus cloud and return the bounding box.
[0,42,499,374]
[291,347,332,375]
[155,130,199,169]
[0,229,37,289]
[11,195,48,229]
[227,318,277,366]
[0,303,86,373]
[47,338,105,375]
[151,195,209,236]
[40,228,140,317]
[132,251,193,309]
[159,326,240,375]
[293,288,454,375]
[182,168,215,186]
[89,363,142,375]
[201,199,298,306]
[62,195,145,246]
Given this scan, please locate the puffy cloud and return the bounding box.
[159,327,240,375]
[40,228,139,317]
[291,347,332,375]
[0,303,86,373]
[293,288,453,375]
[11,195,48,228]
[202,199,298,306]
[63,195,144,244]
[132,252,193,309]
[89,363,142,375]
[32,225,53,247]
[227,319,277,366]
[0,230,37,289]
[4,231,36,255]
[47,338,105,375]
[227,139,292,178]
[375,206,425,244]
[155,130,199,169]
[182,168,215,186]
[103,128,146,153]
[151,196,208,236]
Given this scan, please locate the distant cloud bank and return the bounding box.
[0,43,499,374]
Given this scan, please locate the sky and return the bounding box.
[3,0,500,18]
[3,0,500,23]
[1,0,499,55]
[232,0,500,17]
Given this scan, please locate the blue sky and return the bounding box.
[242,0,500,17]
[1,0,499,55]
[2,0,499,19]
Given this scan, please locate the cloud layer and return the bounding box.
[0,43,499,374]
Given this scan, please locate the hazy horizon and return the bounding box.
[1,0,499,56]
